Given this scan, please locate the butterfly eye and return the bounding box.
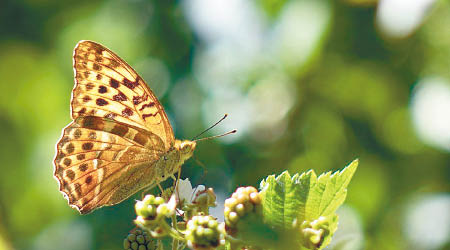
[180,141,196,153]
[180,141,188,149]
[181,144,189,152]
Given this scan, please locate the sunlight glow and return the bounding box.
[411,77,450,152]
[376,0,437,38]
[404,194,450,250]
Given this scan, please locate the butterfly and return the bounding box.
[54,40,196,214]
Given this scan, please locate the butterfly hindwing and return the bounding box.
[54,116,166,214]
[72,40,174,150]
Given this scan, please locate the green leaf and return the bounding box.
[314,159,358,219]
[259,159,358,249]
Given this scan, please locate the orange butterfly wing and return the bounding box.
[71,40,174,150]
[54,41,175,214]
[54,116,166,214]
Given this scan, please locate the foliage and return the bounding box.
[0,0,449,249]
[129,160,357,250]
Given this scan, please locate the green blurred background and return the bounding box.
[0,0,449,249]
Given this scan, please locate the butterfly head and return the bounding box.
[174,140,197,161]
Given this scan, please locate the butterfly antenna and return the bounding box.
[193,129,237,142]
[191,114,229,140]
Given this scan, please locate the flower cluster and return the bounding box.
[298,216,332,249]
[123,229,156,250]
[124,177,344,250]
[177,179,217,219]
[224,186,262,234]
[130,180,224,250]
[186,215,225,250]
[134,194,177,237]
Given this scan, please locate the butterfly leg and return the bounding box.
[157,183,164,194]
[173,167,182,203]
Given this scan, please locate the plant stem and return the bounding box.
[172,238,179,250]
[157,239,164,250]
[224,234,246,250]
[160,219,185,241]
[172,214,180,250]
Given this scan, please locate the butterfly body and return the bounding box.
[54,40,195,214]
[154,140,197,183]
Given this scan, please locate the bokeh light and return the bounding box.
[403,194,450,250]
[411,77,450,152]
[376,0,437,38]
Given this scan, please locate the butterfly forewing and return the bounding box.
[72,40,174,150]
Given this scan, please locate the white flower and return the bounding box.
[176,178,206,204]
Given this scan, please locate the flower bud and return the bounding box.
[298,216,332,249]
[186,215,224,250]
[123,229,156,250]
[224,186,262,232]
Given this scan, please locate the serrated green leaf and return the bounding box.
[259,160,358,226]
[260,170,316,229]
[259,159,358,249]
[312,159,358,219]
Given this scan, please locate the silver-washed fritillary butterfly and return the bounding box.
[54,40,196,214]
